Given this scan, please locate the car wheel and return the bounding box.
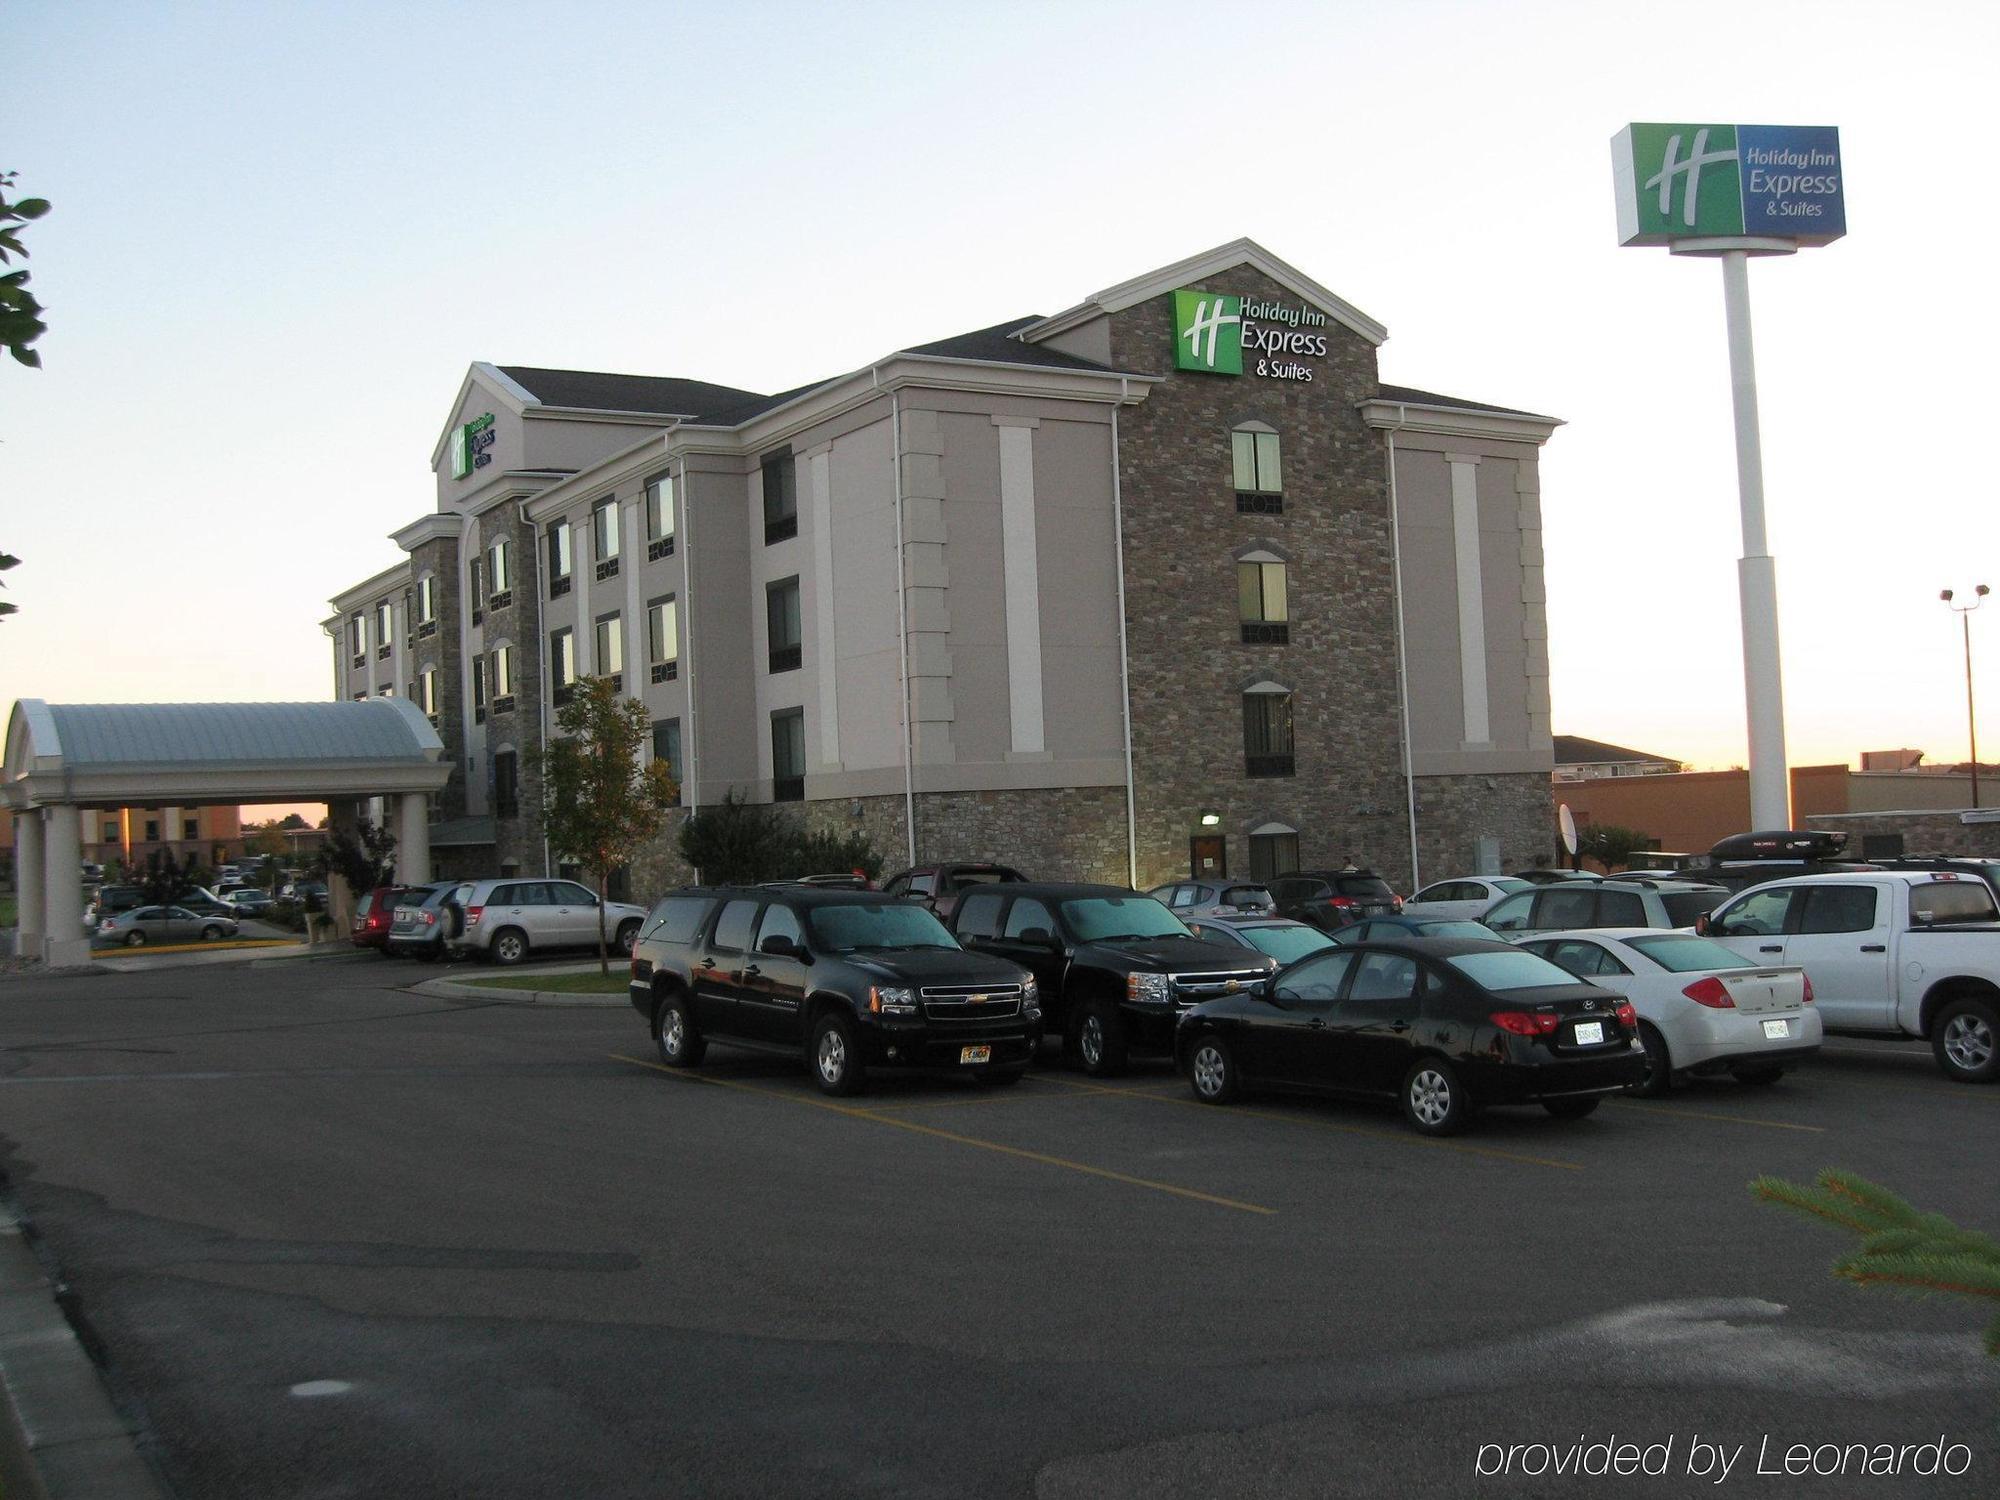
[616,919,642,956]
[413,945,440,964]
[1076,999,1128,1078]
[1402,1058,1468,1136]
[654,994,705,1068]
[810,1012,865,1097]
[124,930,147,948]
[490,928,528,966]
[1731,1065,1787,1087]
[1932,996,2000,1084]
[974,1066,1026,1087]
[1629,1023,1673,1097]
[1543,1096,1602,1120]
[200,925,224,942]
[1187,1034,1239,1104]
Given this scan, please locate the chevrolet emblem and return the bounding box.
[967,993,988,1004]
[1224,980,1240,992]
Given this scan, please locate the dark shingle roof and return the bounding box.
[1554,735,1681,767]
[1376,383,1551,419]
[687,379,840,428]
[903,317,1111,372]
[499,366,765,418]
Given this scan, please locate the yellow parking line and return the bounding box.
[1610,1099,1825,1134]
[865,1080,1129,1112]
[1810,1073,2000,1106]
[1042,1074,1586,1172]
[609,1055,1274,1215]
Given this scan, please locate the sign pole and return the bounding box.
[1719,248,1791,829]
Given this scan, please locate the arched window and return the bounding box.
[1236,549,1289,644]
[1232,422,1283,513]
[1248,821,1300,880]
[1242,681,1295,778]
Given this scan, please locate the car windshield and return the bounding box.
[1447,950,1590,992]
[1627,935,1758,973]
[1221,886,1275,908]
[1491,877,1532,893]
[1059,896,1190,941]
[1660,889,1726,927]
[1412,920,1495,939]
[807,902,960,953]
[1241,925,1337,963]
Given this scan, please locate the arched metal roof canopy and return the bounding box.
[3,699,451,810]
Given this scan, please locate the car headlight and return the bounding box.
[1019,976,1041,1018]
[869,986,919,1016]
[1126,972,1173,1005]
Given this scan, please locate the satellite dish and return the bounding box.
[1558,803,1579,856]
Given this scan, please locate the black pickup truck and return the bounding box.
[629,886,1041,1095]
[947,882,1278,1076]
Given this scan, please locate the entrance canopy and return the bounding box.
[3,699,451,810]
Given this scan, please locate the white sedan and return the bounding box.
[1515,928,1822,1097]
[1400,875,1533,921]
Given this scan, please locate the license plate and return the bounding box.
[959,1045,992,1065]
[1573,1021,1604,1045]
[1762,1019,1789,1039]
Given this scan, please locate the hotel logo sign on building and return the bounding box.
[1172,288,1329,381]
[1612,123,1846,247]
[450,412,497,479]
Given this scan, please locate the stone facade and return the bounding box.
[1107,269,1414,890]
[1806,810,2000,859]
[405,534,465,821]
[478,506,546,874]
[1412,772,1557,885]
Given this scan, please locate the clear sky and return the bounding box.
[6,0,1998,781]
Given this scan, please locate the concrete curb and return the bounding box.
[0,1200,166,1500]
[410,974,630,1008]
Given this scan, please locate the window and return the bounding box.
[471,653,487,721]
[1595,889,1646,926]
[493,751,518,818]
[771,708,805,801]
[645,472,675,558]
[711,898,760,953]
[183,818,199,841]
[762,450,797,543]
[1276,951,1355,1003]
[347,612,364,664]
[955,891,1006,941]
[1350,953,1419,1002]
[468,557,484,624]
[416,575,436,627]
[1797,885,1879,934]
[767,577,802,673]
[1242,687,1295,777]
[103,821,119,842]
[377,685,394,697]
[547,521,572,596]
[1237,556,1290,644]
[417,667,438,718]
[1912,880,1997,925]
[1537,887,1597,930]
[646,895,715,947]
[1002,898,1058,942]
[1249,830,1300,879]
[592,498,621,580]
[1482,891,1535,932]
[647,596,679,682]
[375,599,394,658]
[1232,427,1283,512]
[486,539,511,605]
[755,903,805,953]
[1712,886,1796,938]
[491,645,515,707]
[549,628,575,703]
[596,613,623,688]
[651,718,682,784]
[144,820,159,841]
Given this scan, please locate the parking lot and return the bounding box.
[1,957,1995,1497]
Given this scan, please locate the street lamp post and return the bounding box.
[1942,585,1989,809]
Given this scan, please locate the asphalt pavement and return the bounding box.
[0,959,1995,1497]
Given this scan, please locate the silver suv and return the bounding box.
[1145,879,1277,919]
[1480,879,1727,937]
[446,877,651,965]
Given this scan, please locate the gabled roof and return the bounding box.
[496,366,765,418]
[902,316,1112,372]
[1019,237,1390,348]
[1376,383,1552,420]
[1553,735,1681,767]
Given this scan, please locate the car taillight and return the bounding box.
[419,910,435,926]
[1614,1000,1638,1031]
[1391,897,1404,912]
[1324,896,1356,909]
[465,905,484,924]
[1491,1010,1560,1036]
[1683,976,1735,1008]
[1801,975,1815,1004]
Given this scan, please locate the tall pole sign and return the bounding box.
[1612,123,1845,832]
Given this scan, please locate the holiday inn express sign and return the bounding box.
[1613,123,1846,247]
[1172,288,1329,381]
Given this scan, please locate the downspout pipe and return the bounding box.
[522,500,551,877]
[1384,405,1421,892]
[889,387,917,867]
[1110,396,1138,887]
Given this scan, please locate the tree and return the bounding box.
[1,170,47,626]
[138,850,197,908]
[1577,822,1651,873]
[1753,1168,2000,1356]
[313,819,395,913]
[529,675,679,973]
[677,790,802,885]
[277,812,309,831]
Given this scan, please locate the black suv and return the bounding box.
[630,886,1040,1095]
[947,882,1277,1076]
[1271,869,1402,930]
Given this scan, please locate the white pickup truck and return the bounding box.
[1697,871,2000,1083]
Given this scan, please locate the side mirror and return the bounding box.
[1017,926,1052,944]
[1269,985,1297,1008]
[759,934,801,957]
[1693,913,1711,935]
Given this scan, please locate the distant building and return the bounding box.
[1861,748,1925,772]
[1552,735,1683,782]
[0,803,242,871]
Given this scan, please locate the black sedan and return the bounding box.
[1173,937,1646,1135]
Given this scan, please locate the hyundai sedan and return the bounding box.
[1174,937,1645,1135]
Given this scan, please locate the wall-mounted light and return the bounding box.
[1199,811,1221,827]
